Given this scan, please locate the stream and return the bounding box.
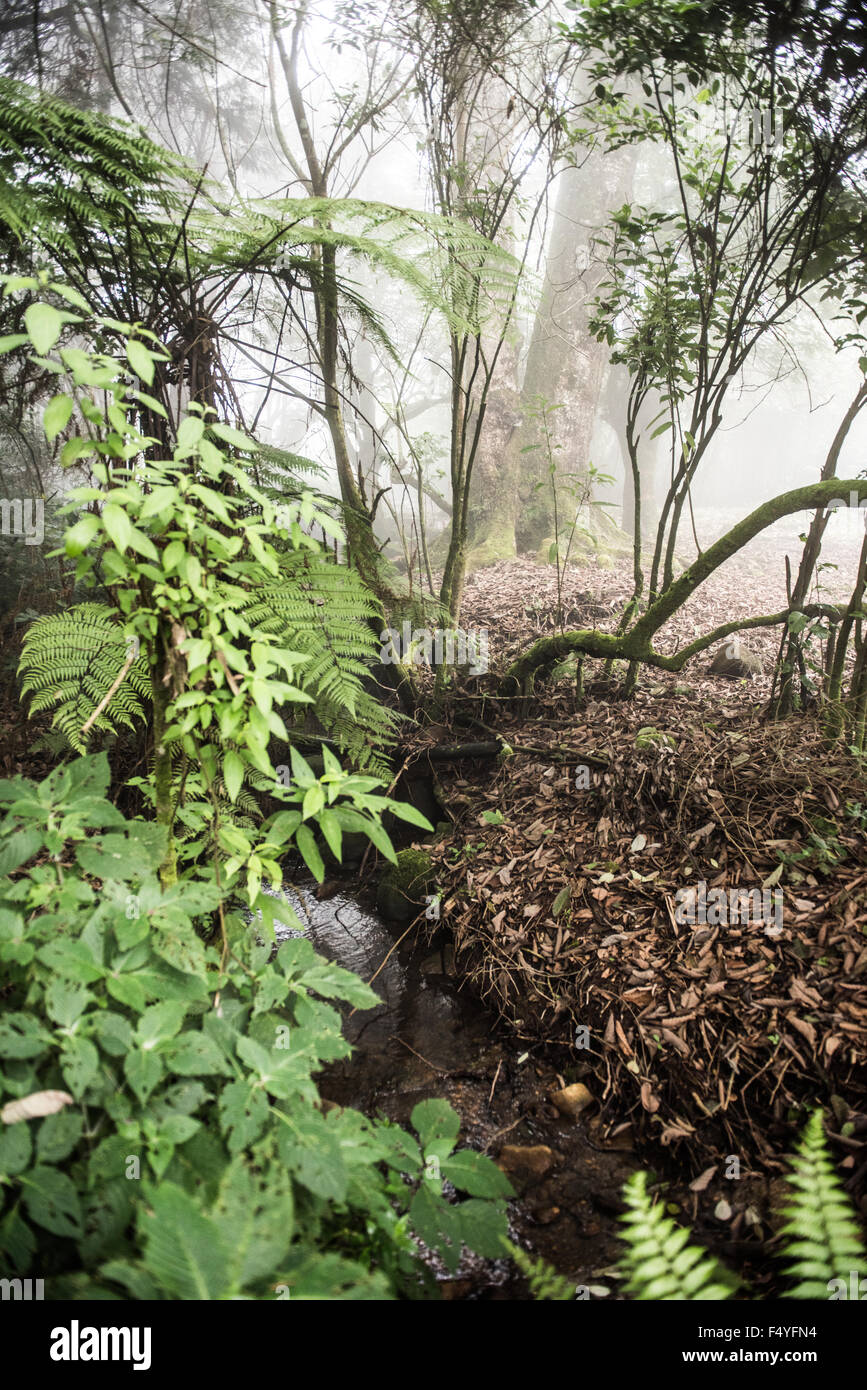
[274,876,638,1299]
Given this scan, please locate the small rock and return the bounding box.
[550,1082,595,1120]
[496,1144,556,1188]
[708,643,764,679]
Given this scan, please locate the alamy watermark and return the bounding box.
[379,620,489,675]
[0,497,44,545]
[1,1276,44,1299]
[827,1271,867,1300]
[683,104,787,152]
[810,489,867,537]
[675,880,783,936]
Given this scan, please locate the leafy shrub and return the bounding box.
[0,278,513,1300]
[0,755,513,1298]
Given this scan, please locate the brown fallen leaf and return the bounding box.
[1,1090,74,1124]
[690,1164,718,1192]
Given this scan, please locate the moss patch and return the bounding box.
[376,848,434,923]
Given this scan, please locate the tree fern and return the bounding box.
[249,441,326,498]
[18,603,150,752]
[780,1110,867,1298]
[619,1171,738,1300]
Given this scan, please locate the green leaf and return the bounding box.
[219,1081,268,1153]
[43,393,74,442]
[102,503,134,554]
[0,826,43,875]
[278,1113,347,1201]
[0,1120,32,1176]
[295,824,325,882]
[211,422,256,450]
[0,333,29,354]
[136,1002,188,1050]
[387,802,435,831]
[458,1198,510,1258]
[127,338,155,385]
[223,751,245,804]
[318,808,342,861]
[125,1049,163,1104]
[141,1182,230,1299]
[24,302,65,354]
[22,1166,82,1239]
[64,512,101,556]
[411,1098,461,1152]
[62,1036,99,1098]
[176,415,205,455]
[36,1109,83,1164]
[410,1183,463,1273]
[442,1150,515,1198]
[168,1032,234,1077]
[0,1013,50,1058]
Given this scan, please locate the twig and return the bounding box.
[389,1034,449,1074]
[80,647,137,737]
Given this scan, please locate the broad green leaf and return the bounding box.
[43,393,74,442]
[102,503,133,554]
[223,751,245,804]
[141,1182,230,1299]
[22,1166,82,1239]
[411,1099,461,1151]
[25,302,65,354]
[127,338,155,385]
[442,1150,514,1198]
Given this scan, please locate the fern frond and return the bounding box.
[619,1172,737,1301]
[240,550,399,771]
[780,1110,867,1299]
[18,603,149,753]
[507,1243,574,1300]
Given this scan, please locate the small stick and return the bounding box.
[389,1034,449,1074]
[80,647,137,737]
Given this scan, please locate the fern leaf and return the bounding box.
[18,603,149,752]
[619,1172,737,1301]
[780,1110,867,1299]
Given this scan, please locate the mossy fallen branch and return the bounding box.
[503,479,867,689]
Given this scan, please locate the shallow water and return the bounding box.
[274,876,637,1299]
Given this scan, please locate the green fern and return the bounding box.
[240,550,400,772]
[780,1110,867,1298]
[507,1243,575,1300]
[18,603,150,752]
[250,442,326,498]
[617,1111,866,1301]
[619,1171,738,1300]
[18,560,396,772]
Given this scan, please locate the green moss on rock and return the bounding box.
[376,848,434,923]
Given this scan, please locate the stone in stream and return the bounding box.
[708,641,764,679]
[496,1144,557,1190]
[550,1082,595,1120]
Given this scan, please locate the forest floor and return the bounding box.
[398,518,867,1261]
